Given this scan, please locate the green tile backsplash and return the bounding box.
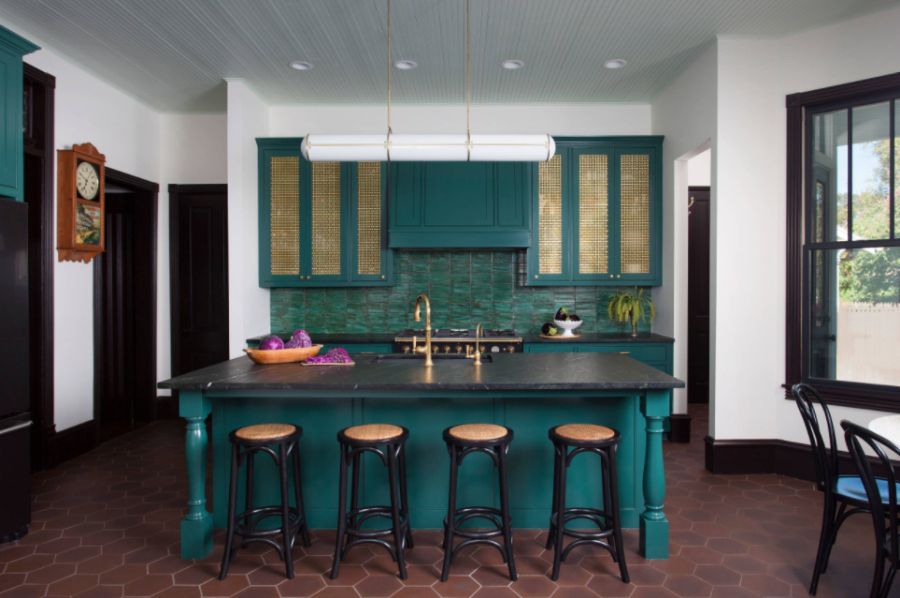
[270,251,647,335]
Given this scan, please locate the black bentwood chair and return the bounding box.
[842,421,900,598]
[792,383,871,595]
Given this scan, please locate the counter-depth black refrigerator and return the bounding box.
[0,198,30,543]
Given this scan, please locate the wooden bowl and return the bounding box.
[243,344,322,364]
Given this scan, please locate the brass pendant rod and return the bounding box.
[386,0,393,160]
[465,0,472,160]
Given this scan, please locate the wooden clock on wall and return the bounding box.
[57,142,105,263]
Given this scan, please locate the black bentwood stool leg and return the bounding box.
[330,424,411,580]
[218,424,311,580]
[547,423,628,583]
[440,424,517,582]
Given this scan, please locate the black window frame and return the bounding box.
[786,71,900,412]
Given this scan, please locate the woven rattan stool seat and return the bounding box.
[448,423,509,442]
[554,423,615,443]
[343,423,404,442]
[234,423,296,442]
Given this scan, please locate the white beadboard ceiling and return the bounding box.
[0,0,896,112]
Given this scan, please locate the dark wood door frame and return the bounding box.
[23,63,55,469]
[93,168,159,438]
[168,184,229,406]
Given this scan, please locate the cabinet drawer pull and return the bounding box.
[618,351,630,355]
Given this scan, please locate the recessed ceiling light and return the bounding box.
[604,58,627,70]
[394,59,418,71]
[501,59,525,70]
[290,60,313,71]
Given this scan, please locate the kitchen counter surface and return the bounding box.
[523,332,674,343]
[159,351,683,393]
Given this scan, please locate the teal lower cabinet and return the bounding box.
[526,341,673,375]
[209,394,648,536]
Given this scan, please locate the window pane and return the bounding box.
[809,247,900,386]
[811,109,848,242]
[851,102,891,240]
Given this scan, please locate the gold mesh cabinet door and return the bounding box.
[538,154,563,275]
[620,154,650,274]
[357,162,382,277]
[270,156,300,276]
[578,154,609,275]
[311,161,342,276]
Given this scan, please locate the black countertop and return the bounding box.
[248,332,674,345]
[158,352,684,393]
[523,332,674,344]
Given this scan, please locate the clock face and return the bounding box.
[76,160,100,200]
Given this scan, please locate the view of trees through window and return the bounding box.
[808,99,899,387]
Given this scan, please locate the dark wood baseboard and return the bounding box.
[704,436,863,481]
[668,414,691,443]
[50,420,98,466]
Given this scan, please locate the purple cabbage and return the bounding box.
[258,335,285,351]
[290,329,312,348]
[306,347,352,365]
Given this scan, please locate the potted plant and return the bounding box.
[607,287,655,337]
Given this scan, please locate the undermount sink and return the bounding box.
[375,353,493,363]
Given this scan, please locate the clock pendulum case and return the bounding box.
[57,142,106,263]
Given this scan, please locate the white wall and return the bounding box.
[650,43,717,421]
[711,3,900,446]
[269,103,652,136]
[226,80,270,356]
[157,114,227,391]
[9,19,228,429]
[21,43,162,431]
[688,150,711,187]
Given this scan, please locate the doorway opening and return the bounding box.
[23,64,55,470]
[688,184,711,405]
[168,184,229,399]
[93,170,158,442]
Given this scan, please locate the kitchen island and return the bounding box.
[159,352,683,561]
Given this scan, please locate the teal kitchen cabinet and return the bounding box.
[388,161,532,248]
[257,138,392,287]
[527,137,663,286]
[525,340,672,374]
[0,26,38,200]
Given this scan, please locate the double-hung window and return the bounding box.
[787,73,900,409]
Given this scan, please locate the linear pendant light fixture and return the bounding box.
[300,0,555,162]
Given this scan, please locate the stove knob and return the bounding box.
[455,344,463,353]
[402,346,410,354]
[506,346,516,353]
[443,345,451,353]
[491,345,500,353]
[432,345,439,354]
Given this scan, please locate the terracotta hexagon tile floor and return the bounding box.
[0,406,889,597]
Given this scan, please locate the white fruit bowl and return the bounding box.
[554,319,583,338]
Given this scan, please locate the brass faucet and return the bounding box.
[413,293,433,367]
[473,323,483,366]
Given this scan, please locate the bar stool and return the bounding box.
[440,423,517,582]
[546,423,628,583]
[331,423,412,580]
[219,423,311,580]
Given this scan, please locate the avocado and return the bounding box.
[555,307,569,321]
[542,322,558,336]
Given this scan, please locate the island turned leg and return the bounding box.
[180,390,213,559]
[640,390,670,559]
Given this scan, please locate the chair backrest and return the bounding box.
[841,420,899,562]
[791,383,839,491]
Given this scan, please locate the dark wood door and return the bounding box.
[170,185,229,378]
[95,184,157,440]
[688,187,710,404]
